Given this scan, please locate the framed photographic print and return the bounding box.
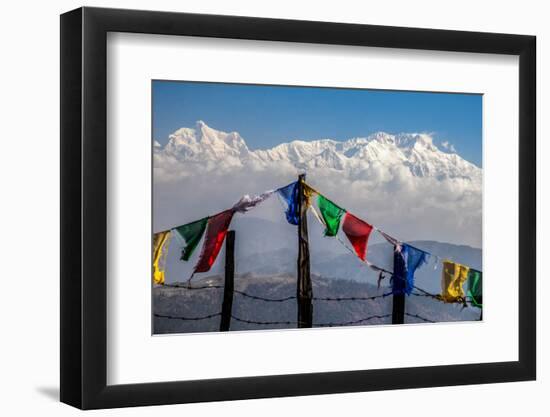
[60,6,536,409]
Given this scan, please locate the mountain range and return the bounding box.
[154,120,482,247]
[154,120,481,183]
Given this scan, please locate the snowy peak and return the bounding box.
[309,148,347,170]
[395,133,437,150]
[255,139,339,165]
[195,120,247,149]
[155,121,481,182]
[162,120,249,162]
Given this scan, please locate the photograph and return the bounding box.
[151,80,483,334]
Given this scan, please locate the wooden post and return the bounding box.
[297,174,313,328]
[392,294,405,324]
[391,248,405,324]
[220,230,235,331]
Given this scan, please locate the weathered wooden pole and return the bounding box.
[392,293,405,324]
[391,247,405,324]
[297,174,313,328]
[220,230,235,331]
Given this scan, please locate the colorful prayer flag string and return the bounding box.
[155,187,276,284]
[153,179,482,306]
[304,183,450,300]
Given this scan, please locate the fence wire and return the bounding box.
[155,281,479,327]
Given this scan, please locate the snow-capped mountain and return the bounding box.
[154,120,481,183]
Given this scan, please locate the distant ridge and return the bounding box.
[154,121,481,182]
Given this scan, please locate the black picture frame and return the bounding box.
[60,6,536,410]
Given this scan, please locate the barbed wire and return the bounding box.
[313,292,392,302]
[411,289,441,300]
[162,283,223,290]
[234,290,296,302]
[162,282,478,308]
[315,313,392,327]
[230,313,393,327]
[154,311,436,326]
[232,291,392,303]
[160,279,478,311]
[411,289,476,306]
[154,312,221,321]
[161,285,393,304]
[405,312,436,323]
[230,315,297,326]
[154,286,476,330]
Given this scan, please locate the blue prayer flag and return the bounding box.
[277,182,299,225]
[392,244,429,295]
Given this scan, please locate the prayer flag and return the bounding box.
[440,260,470,302]
[194,210,234,273]
[303,183,316,208]
[232,190,274,213]
[467,269,482,308]
[317,195,345,237]
[277,182,299,225]
[174,217,208,261]
[152,231,171,285]
[342,212,373,261]
[392,244,429,295]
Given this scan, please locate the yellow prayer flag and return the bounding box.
[302,183,316,208]
[440,260,469,303]
[153,231,171,285]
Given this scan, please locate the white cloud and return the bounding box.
[154,162,481,248]
[440,140,457,153]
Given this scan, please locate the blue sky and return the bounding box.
[153,80,482,167]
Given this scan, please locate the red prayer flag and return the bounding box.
[194,210,234,273]
[342,212,373,261]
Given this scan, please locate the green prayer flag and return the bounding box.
[318,195,345,237]
[174,217,208,261]
[467,269,482,308]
